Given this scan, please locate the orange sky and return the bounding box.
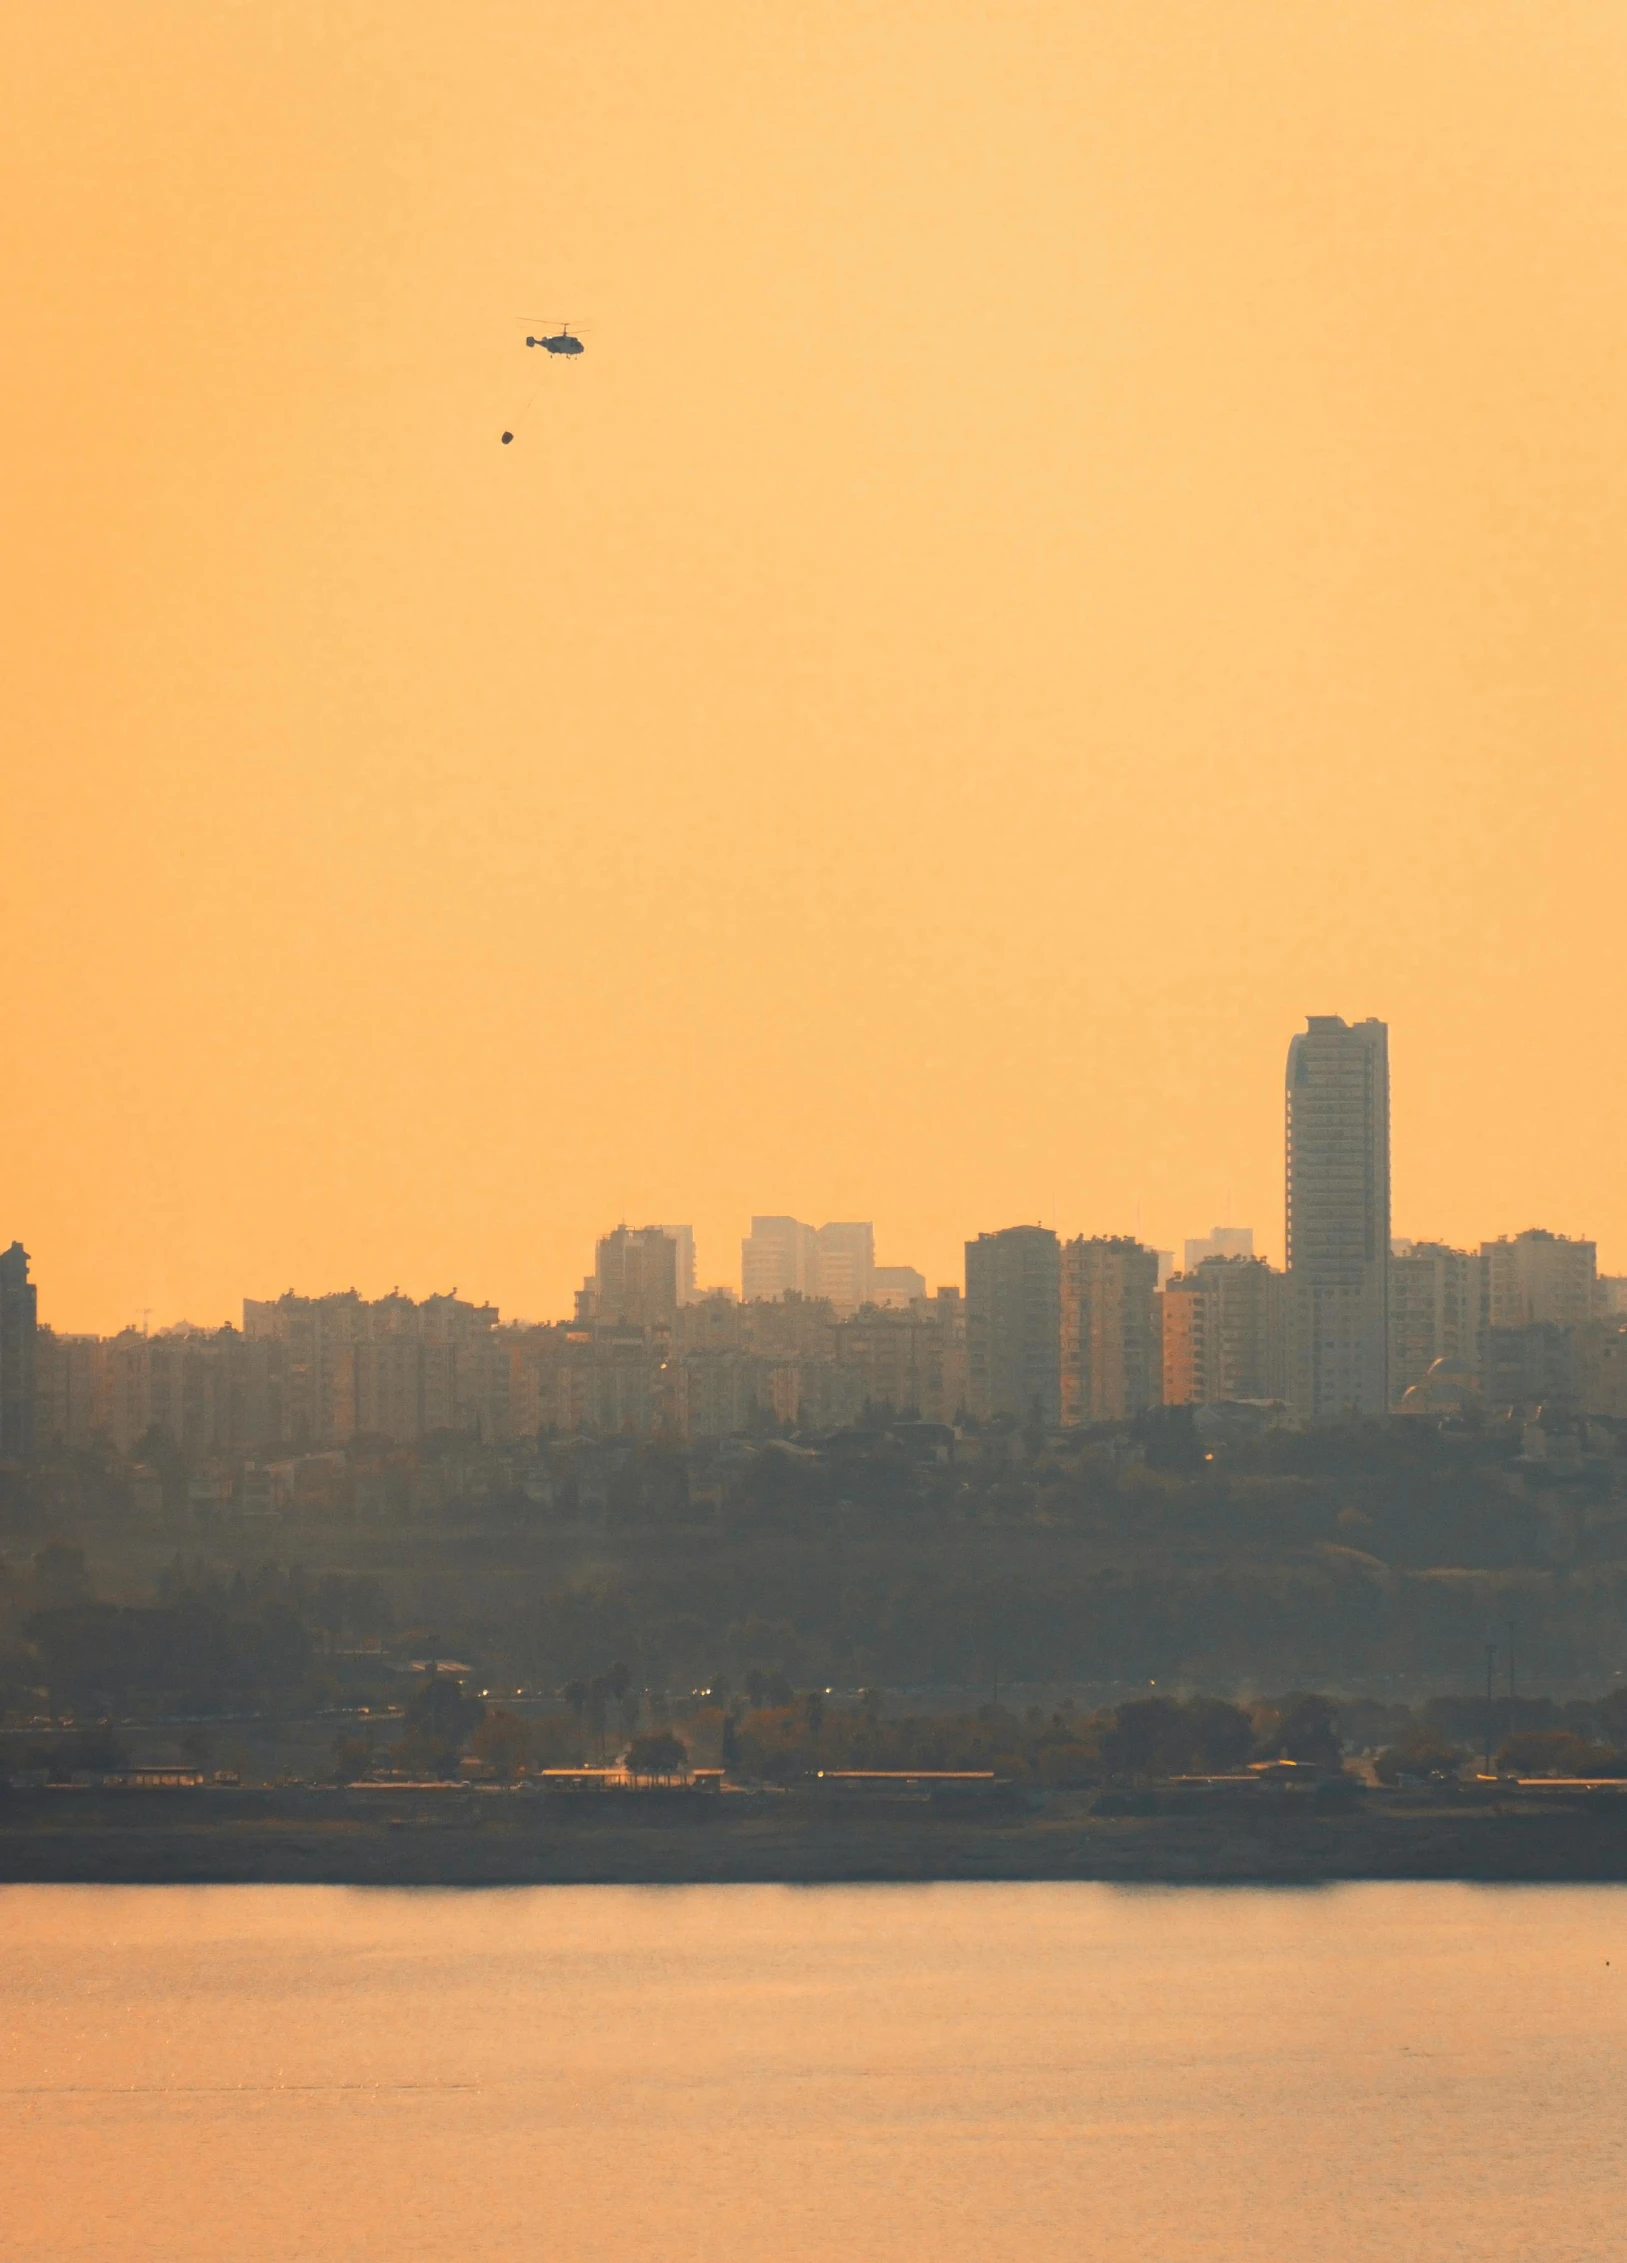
[4,2,1625,1332]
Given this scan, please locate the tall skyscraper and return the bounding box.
[0,1241,38,1461]
[1285,1015,1390,1419]
[1059,1235,1162,1424]
[965,1226,1061,1427]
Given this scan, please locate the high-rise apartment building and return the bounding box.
[244,1289,365,1448]
[965,1226,1061,1427]
[1481,1230,1596,1331]
[1388,1241,1481,1407]
[1161,1255,1285,1407]
[1285,1015,1390,1419]
[1464,1229,1597,1419]
[0,1241,38,1461]
[33,1327,102,1455]
[243,1287,503,1448]
[836,1288,967,1424]
[594,1226,680,1330]
[654,1225,698,1305]
[1059,1236,1162,1424]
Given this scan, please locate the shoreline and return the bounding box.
[5,1793,1627,1887]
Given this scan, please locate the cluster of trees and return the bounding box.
[13,1413,1627,1789]
[720,1682,1627,1788]
[503,1543,1627,1702]
[721,1689,1346,1787]
[0,1545,403,1719]
[329,1670,692,1784]
[0,1721,130,1783]
[1366,1686,1627,1783]
[558,1663,642,1759]
[20,1591,309,1719]
[12,1414,1627,1697]
[433,1423,1627,1692]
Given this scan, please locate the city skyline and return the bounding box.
[19,1196,1625,1344]
[16,1008,1627,1453]
[12,1034,1619,1339]
[6,8,1627,1344]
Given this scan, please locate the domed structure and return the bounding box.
[1399,1354,1480,1415]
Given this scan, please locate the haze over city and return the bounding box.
[7,11,1627,2263]
[6,6,1626,1335]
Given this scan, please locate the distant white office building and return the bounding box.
[812,1223,875,1315]
[741,1217,818,1302]
[740,1216,885,1316]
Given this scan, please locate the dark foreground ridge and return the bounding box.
[7,1787,1627,1887]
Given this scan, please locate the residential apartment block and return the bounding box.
[591,1225,680,1330]
[1481,1229,1597,1331]
[965,1226,1061,1427]
[0,1241,37,1462]
[1161,1255,1285,1407]
[1388,1240,1482,1408]
[1059,1236,1161,1424]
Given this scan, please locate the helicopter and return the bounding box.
[502,322,586,441]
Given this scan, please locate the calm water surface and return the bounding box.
[4,1882,1626,2261]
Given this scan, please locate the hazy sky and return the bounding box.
[5,3,1624,1331]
